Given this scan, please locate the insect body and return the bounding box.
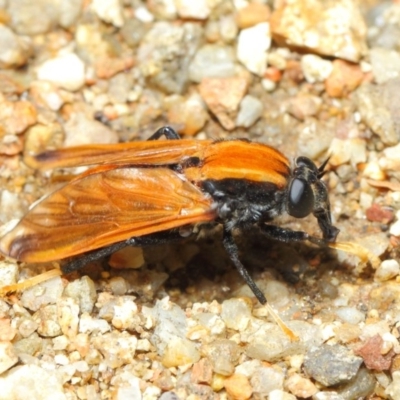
[0,127,339,304]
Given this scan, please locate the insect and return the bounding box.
[0,126,339,305]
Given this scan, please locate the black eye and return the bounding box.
[287,178,314,218]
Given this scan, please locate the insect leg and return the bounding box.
[222,226,267,305]
[62,229,193,274]
[61,241,129,273]
[260,224,326,247]
[148,126,181,141]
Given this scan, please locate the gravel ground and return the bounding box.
[0,0,400,399]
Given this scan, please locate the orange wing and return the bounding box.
[25,139,212,170]
[0,165,216,263]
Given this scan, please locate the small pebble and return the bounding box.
[313,392,345,400]
[79,313,111,334]
[224,373,253,400]
[8,0,73,35]
[370,47,400,84]
[199,76,248,130]
[325,59,364,97]
[304,344,363,387]
[335,307,365,324]
[21,276,64,312]
[108,277,128,296]
[301,55,333,84]
[203,339,240,376]
[92,0,124,27]
[191,358,213,385]
[355,81,400,145]
[0,99,37,136]
[390,219,400,237]
[64,276,97,314]
[236,95,263,128]
[286,94,322,120]
[189,44,237,83]
[33,304,62,337]
[362,161,386,181]
[0,25,32,68]
[37,52,85,91]
[386,370,400,399]
[161,337,200,368]
[235,3,271,29]
[63,112,119,147]
[336,367,376,399]
[108,246,144,269]
[250,366,285,396]
[269,390,297,400]
[221,298,252,331]
[0,364,66,399]
[284,373,318,398]
[92,332,138,368]
[166,94,208,135]
[58,297,79,339]
[375,259,400,282]
[0,342,18,374]
[237,22,271,76]
[355,335,394,372]
[111,297,139,330]
[138,22,202,94]
[328,138,367,167]
[0,261,18,287]
[175,0,211,20]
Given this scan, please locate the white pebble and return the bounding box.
[269,389,297,400]
[236,95,263,128]
[92,0,124,27]
[37,52,85,91]
[109,277,128,296]
[0,25,32,68]
[54,354,70,366]
[189,44,237,83]
[328,138,366,167]
[386,371,400,400]
[237,22,271,76]
[0,342,18,374]
[135,6,154,23]
[221,298,252,331]
[0,261,18,286]
[335,307,365,324]
[175,0,211,19]
[261,78,277,92]
[0,364,66,400]
[21,276,64,312]
[375,259,400,282]
[79,313,111,334]
[301,54,333,83]
[370,47,400,84]
[390,219,400,237]
[112,298,138,330]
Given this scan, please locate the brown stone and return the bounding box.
[355,334,394,371]
[235,3,271,29]
[325,59,364,97]
[95,56,135,79]
[366,204,394,224]
[198,76,249,131]
[191,358,213,385]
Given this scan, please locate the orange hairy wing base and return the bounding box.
[26,139,213,170]
[186,141,290,188]
[0,166,216,263]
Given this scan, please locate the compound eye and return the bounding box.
[288,178,314,218]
